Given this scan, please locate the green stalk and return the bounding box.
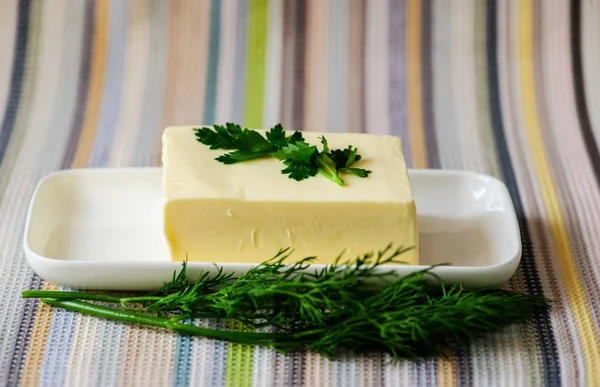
[314,156,344,186]
[40,298,288,345]
[280,158,343,186]
[119,296,164,309]
[23,290,122,304]
[22,291,168,311]
[169,312,221,321]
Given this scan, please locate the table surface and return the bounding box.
[2,1,600,386]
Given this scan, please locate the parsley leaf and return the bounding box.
[325,145,372,178]
[272,142,320,181]
[340,167,372,178]
[209,127,275,164]
[327,145,361,169]
[216,150,272,164]
[281,160,319,181]
[265,124,287,150]
[320,136,330,153]
[287,131,305,145]
[272,141,317,162]
[233,129,273,153]
[194,123,242,149]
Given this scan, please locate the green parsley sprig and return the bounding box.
[193,123,372,186]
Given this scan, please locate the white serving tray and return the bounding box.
[23,167,521,290]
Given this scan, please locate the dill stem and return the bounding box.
[120,296,163,304]
[22,290,121,304]
[119,296,165,309]
[169,312,221,321]
[41,298,287,345]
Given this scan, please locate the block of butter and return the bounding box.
[161,126,418,265]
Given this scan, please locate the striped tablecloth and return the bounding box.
[1,1,600,386]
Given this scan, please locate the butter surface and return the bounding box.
[162,126,418,264]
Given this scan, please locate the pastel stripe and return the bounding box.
[0,0,36,250]
[326,0,348,133]
[72,0,108,168]
[188,321,213,384]
[109,1,150,167]
[153,0,210,165]
[566,0,600,328]
[251,327,276,386]
[518,1,600,385]
[4,1,85,382]
[232,0,249,124]
[388,0,409,150]
[450,1,485,382]
[1,0,58,382]
[544,0,600,344]
[7,274,42,386]
[35,4,83,383]
[304,0,328,132]
[87,0,128,167]
[280,0,298,129]
[364,0,389,135]
[494,1,561,383]
[292,1,307,130]
[215,0,238,124]
[451,0,484,173]
[474,1,523,383]
[431,0,459,170]
[163,0,210,126]
[581,0,600,146]
[262,0,283,129]
[135,0,169,167]
[414,8,438,385]
[243,0,268,129]
[420,0,439,168]
[347,0,365,134]
[0,0,31,168]
[174,329,193,387]
[61,0,94,169]
[21,285,56,386]
[0,0,18,120]
[473,0,499,177]
[202,0,221,126]
[571,0,600,187]
[467,2,526,385]
[406,0,426,168]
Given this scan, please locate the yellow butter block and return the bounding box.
[161,126,418,265]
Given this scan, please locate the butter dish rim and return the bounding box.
[23,167,522,290]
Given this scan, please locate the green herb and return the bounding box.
[22,245,550,360]
[193,123,371,186]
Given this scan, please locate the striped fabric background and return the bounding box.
[1,0,599,385]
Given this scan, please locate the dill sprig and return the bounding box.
[22,245,550,360]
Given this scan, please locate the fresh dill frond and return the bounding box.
[22,245,551,361]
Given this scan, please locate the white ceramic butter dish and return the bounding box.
[23,167,521,290]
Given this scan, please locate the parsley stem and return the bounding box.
[317,169,343,186]
[314,156,344,186]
